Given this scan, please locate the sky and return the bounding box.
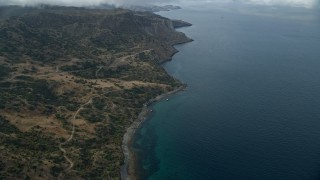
[0,0,174,6]
[243,0,318,8]
[182,0,319,8]
[0,0,318,8]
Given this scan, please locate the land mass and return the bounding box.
[0,5,191,179]
[124,5,182,12]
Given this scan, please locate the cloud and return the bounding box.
[0,0,176,6]
[0,0,317,8]
[0,0,117,6]
[244,0,318,8]
[180,0,318,8]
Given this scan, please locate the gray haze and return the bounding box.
[0,0,175,6]
[0,0,318,8]
[182,0,318,8]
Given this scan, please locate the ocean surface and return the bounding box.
[132,2,320,180]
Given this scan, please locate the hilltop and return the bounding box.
[0,6,191,179]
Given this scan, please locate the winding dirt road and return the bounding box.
[58,97,93,177]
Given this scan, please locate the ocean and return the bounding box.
[133,2,320,179]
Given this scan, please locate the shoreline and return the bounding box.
[121,85,186,180]
[120,19,193,180]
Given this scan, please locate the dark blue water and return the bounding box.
[133,2,320,180]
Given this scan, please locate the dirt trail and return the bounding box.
[58,97,93,177]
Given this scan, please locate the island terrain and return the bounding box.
[0,6,191,179]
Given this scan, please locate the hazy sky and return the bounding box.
[0,0,318,8]
[0,0,174,6]
[182,0,318,8]
[243,0,318,8]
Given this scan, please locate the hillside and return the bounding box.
[0,6,191,179]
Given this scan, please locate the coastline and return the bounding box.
[121,85,186,180]
[120,17,193,180]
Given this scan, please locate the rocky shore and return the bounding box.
[120,16,192,180]
[121,85,187,180]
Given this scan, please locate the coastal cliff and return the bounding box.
[0,6,191,179]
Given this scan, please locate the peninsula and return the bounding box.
[0,6,191,179]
